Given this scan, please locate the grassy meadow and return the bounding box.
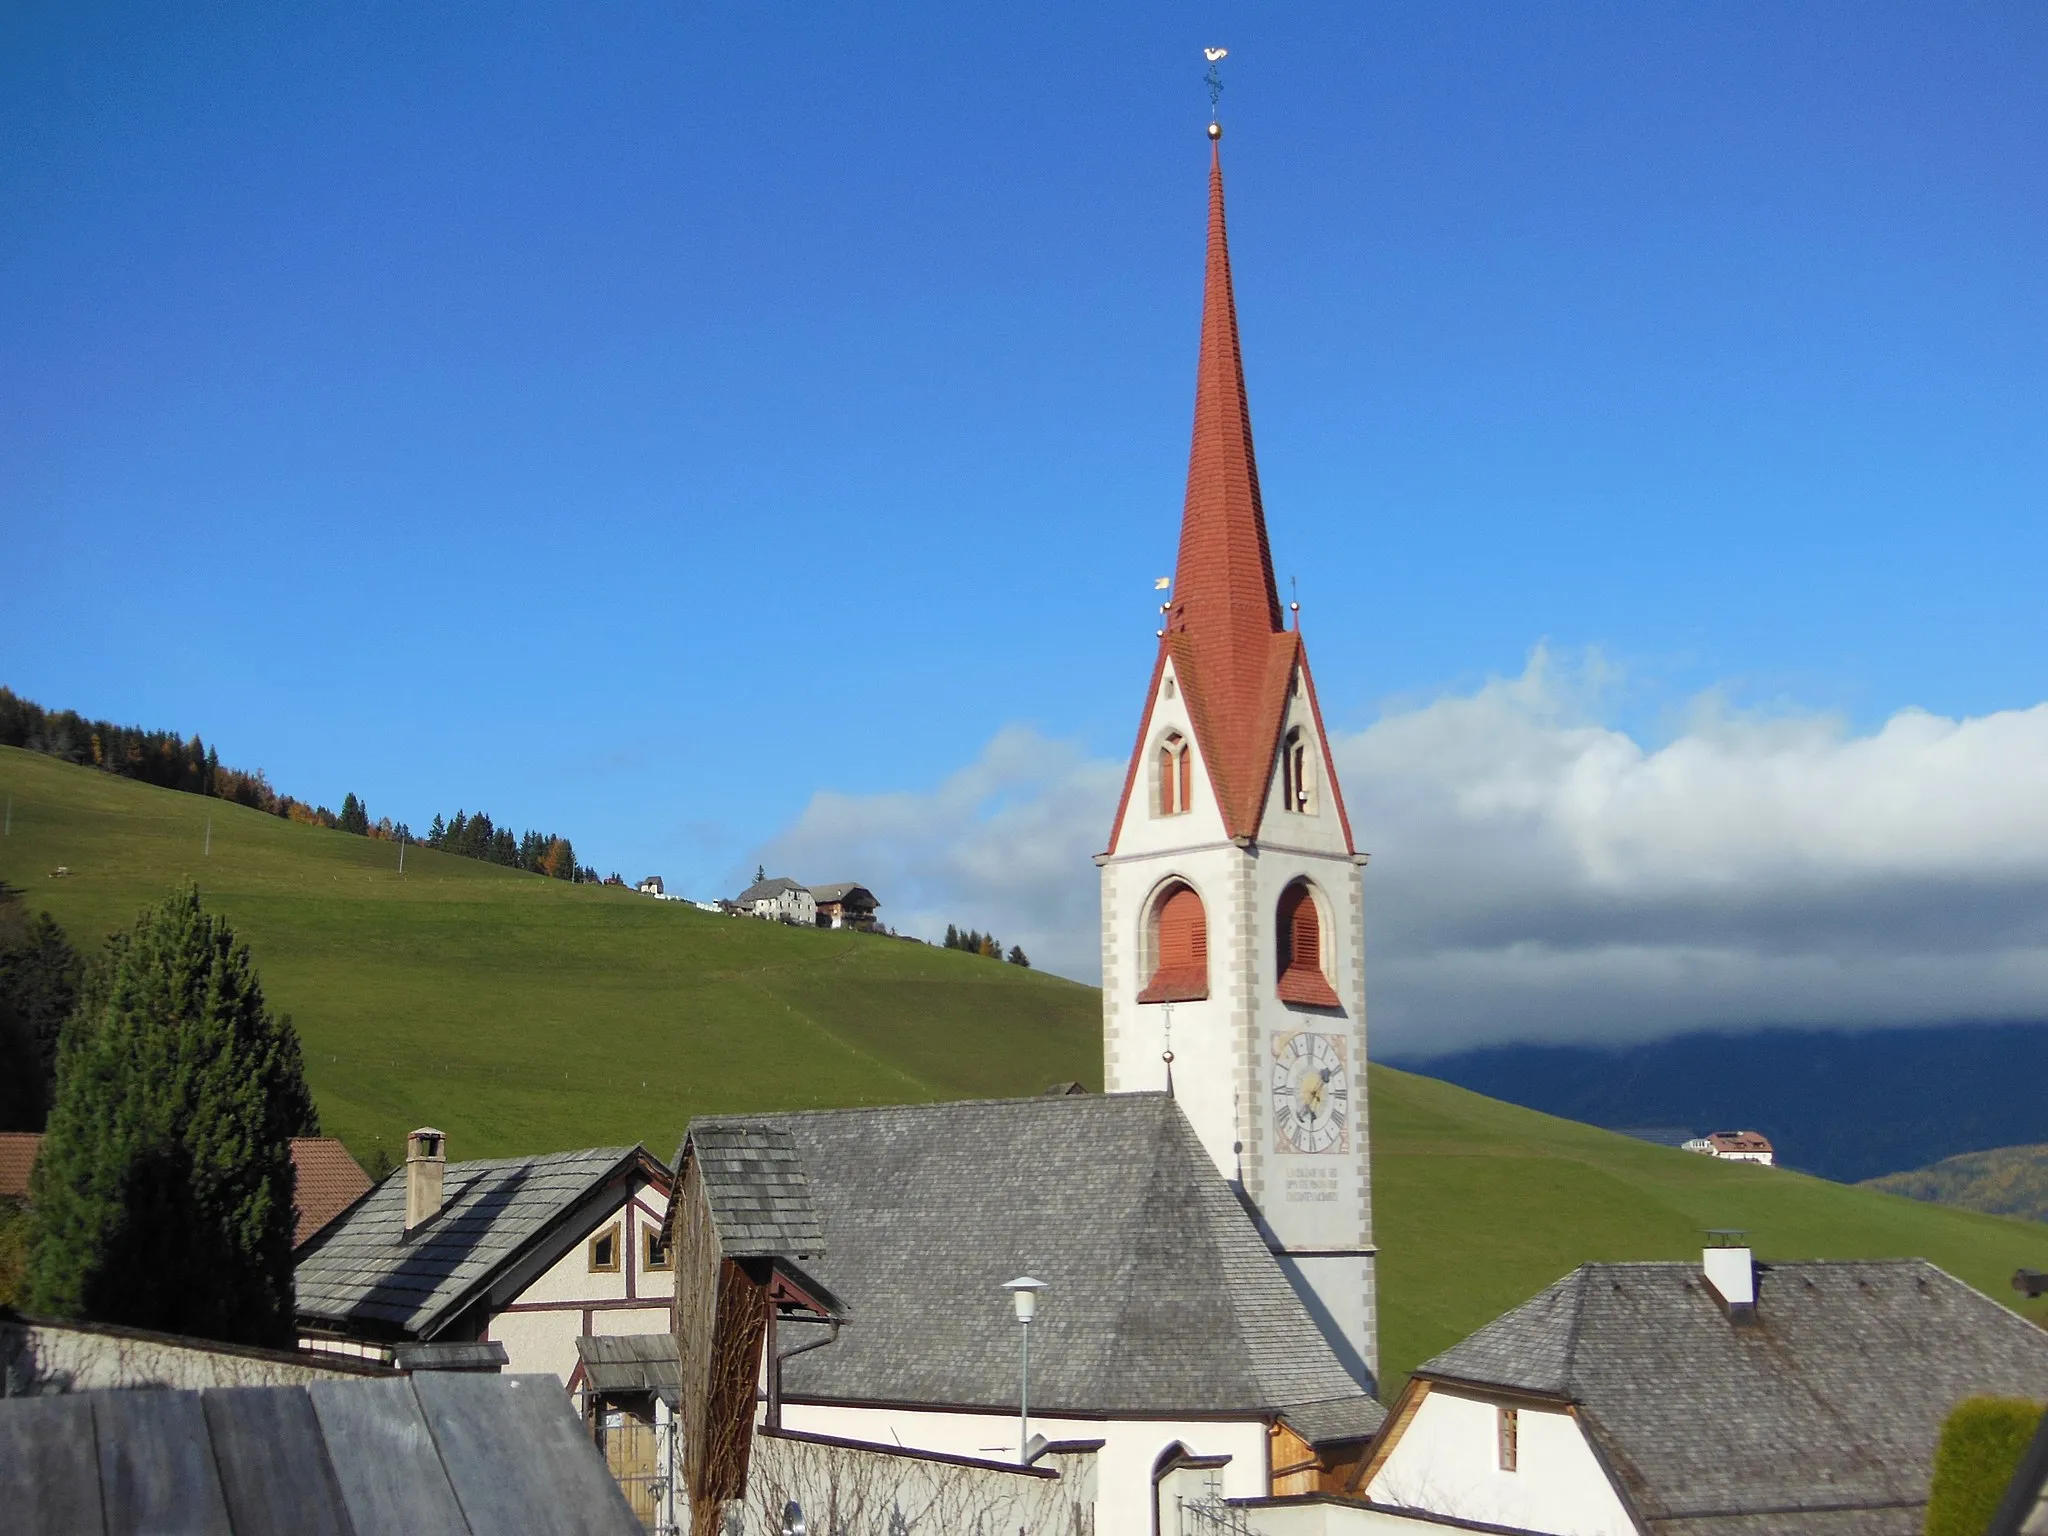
[6,743,2048,1389]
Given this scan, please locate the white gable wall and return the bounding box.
[775,1399,1268,1536]
[1365,1387,1635,1536]
[477,1176,672,1385]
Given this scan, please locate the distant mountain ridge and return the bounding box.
[1864,1145,2048,1225]
[1396,1022,2048,1184]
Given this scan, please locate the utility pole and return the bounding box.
[204,816,211,856]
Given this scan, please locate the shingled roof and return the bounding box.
[0,1374,638,1536]
[295,1145,665,1342]
[1412,1258,2048,1535]
[684,1122,825,1259]
[680,1092,1380,1433]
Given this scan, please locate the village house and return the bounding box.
[294,1129,673,1384]
[808,881,880,931]
[636,874,664,896]
[1353,1243,2048,1535]
[734,875,816,926]
[1682,1129,1776,1165]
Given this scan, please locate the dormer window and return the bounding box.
[1281,727,1314,814]
[1158,732,1193,817]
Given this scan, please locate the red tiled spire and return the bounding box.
[1105,129,1357,853]
[1164,133,1295,840]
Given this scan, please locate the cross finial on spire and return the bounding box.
[1204,47,1227,132]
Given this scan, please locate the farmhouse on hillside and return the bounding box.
[734,875,816,926]
[1682,1129,1776,1165]
[807,881,879,930]
[733,875,881,930]
[1356,1244,2048,1535]
[294,1128,673,1381]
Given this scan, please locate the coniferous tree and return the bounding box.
[0,889,83,1131]
[26,886,318,1345]
[338,793,369,836]
[1007,945,1030,968]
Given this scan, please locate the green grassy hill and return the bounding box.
[1864,1144,2048,1224]
[0,746,1103,1163]
[6,743,2048,1388]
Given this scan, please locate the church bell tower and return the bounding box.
[1099,120,1377,1390]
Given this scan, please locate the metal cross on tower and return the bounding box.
[1204,47,1227,119]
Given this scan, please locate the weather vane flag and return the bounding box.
[1204,47,1227,121]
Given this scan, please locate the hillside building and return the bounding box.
[1683,1130,1776,1165]
[808,881,879,931]
[1098,118,1377,1392]
[295,1129,672,1382]
[735,876,817,926]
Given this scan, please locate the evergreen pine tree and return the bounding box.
[0,899,83,1129]
[339,793,369,836]
[1007,945,1030,968]
[26,886,318,1345]
[944,924,960,950]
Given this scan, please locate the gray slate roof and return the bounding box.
[808,882,875,905]
[687,1123,826,1258]
[1415,1259,2048,1535]
[295,1146,651,1340]
[737,876,805,904]
[0,1374,638,1536]
[681,1092,1381,1432]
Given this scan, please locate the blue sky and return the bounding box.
[7,5,2048,1037]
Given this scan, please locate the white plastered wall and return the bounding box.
[479,1176,672,1385]
[1364,1388,1635,1536]
[774,1399,1268,1536]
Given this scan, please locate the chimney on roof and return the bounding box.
[1703,1234,1756,1314]
[405,1127,446,1232]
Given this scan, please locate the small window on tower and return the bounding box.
[1281,727,1314,814]
[1139,881,1208,1002]
[1277,880,1342,1008]
[1157,733,1193,817]
[1498,1407,1519,1472]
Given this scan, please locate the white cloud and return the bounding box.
[757,651,2048,1055]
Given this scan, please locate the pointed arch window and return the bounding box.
[1139,881,1208,1003]
[1277,880,1341,1007]
[1157,732,1194,817]
[1281,727,1314,815]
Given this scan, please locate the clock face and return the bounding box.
[1272,1030,1349,1155]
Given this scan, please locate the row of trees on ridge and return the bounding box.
[942,925,1029,967]
[1,685,600,883]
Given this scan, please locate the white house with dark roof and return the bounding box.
[294,1129,673,1385]
[734,876,816,926]
[667,1092,1383,1535]
[1356,1246,2048,1536]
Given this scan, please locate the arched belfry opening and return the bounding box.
[1277,879,1341,1007]
[1281,725,1314,815]
[1139,880,1208,1003]
[1157,731,1193,817]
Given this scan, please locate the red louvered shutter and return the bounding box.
[1277,883,1342,1007]
[1139,885,1209,1002]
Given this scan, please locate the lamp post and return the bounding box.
[1002,1276,1047,1464]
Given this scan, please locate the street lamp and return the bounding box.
[1002,1276,1047,1464]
